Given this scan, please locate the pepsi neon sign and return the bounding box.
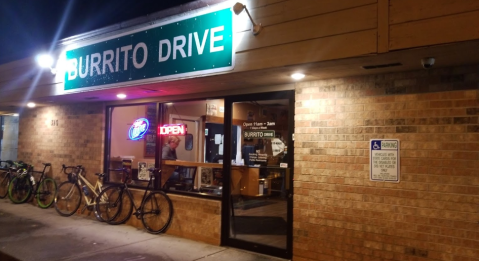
[129,118,150,140]
[159,124,187,135]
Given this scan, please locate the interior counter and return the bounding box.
[161,160,281,197]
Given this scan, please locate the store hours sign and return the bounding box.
[64,7,234,91]
[370,139,400,182]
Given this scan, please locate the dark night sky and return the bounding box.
[0,0,195,64]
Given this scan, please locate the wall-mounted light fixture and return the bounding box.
[233,2,262,35]
[36,54,57,74]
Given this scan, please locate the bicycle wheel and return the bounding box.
[37,178,57,208]
[96,186,133,224]
[107,187,133,225]
[54,181,81,216]
[141,191,173,234]
[8,176,32,204]
[95,186,121,222]
[0,171,10,198]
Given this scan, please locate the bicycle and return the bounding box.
[95,168,173,234]
[54,165,110,221]
[0,160,16,198]
[7,162,57,208]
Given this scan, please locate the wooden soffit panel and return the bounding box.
[390,0,479,24]
[240,0,376,31]
[235,30,377,71]
[236,4,377,52]
[390,10,479,50]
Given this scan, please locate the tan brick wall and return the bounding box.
[122,191,221,245]
[293,65,479,261]
[154,194,221,245]
[18,103,105,183]
[17,103,221,245]
[68,190,221,245]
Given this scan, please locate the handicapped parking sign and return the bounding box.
[370,139,400,182]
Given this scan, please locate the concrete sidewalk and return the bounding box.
[0,198,288,261]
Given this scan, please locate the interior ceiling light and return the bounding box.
[233,2,262,35]
[117,94,127,99]
[27,102,36,108]
[291,73,305,80]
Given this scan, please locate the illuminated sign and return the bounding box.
[159,124,187,135]
[64,7,234,91]
[129,118,150,140]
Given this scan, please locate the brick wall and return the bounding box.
[18,103,105,183]
[17,103,222,245]
[125,192,221,245]
[293,65,479,261]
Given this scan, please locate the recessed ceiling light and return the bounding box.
[27,102,36,108]
[291,73,305,80]
[12,113,19,116]
[117,94,127,99]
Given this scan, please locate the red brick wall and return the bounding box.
[293,65,479,261]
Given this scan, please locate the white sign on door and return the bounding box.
[370,139,400,182]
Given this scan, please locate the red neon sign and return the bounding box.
[159,124,187,135]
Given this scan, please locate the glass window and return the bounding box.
[160,99,224,196]
[107,103,157,187]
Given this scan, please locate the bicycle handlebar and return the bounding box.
[61,164,84,175]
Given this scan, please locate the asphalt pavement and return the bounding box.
[0,198,288,261]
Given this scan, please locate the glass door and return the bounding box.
[222,91,293,259]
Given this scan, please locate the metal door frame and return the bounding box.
[221,90,294,259]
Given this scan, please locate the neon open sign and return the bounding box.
[129,118,150,140]
[159,124,187,135]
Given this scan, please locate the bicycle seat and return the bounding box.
[95,173,105,178]
[43,163,51,167]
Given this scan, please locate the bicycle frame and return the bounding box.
[29,163,51,195]
[76,169,105,207]
[118,169,157,219]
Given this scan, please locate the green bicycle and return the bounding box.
[8,162,57,208]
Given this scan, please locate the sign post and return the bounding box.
[370,139,400,182]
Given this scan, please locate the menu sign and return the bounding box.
[244,130,275,138]
[242,121,276,139]
[242,120,280,166]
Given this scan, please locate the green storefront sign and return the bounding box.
[64,8,233,91]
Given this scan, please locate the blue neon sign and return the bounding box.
[129,118,150,140]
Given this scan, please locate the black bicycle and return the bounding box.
[7,162,57,208]
[95,168,173,234]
